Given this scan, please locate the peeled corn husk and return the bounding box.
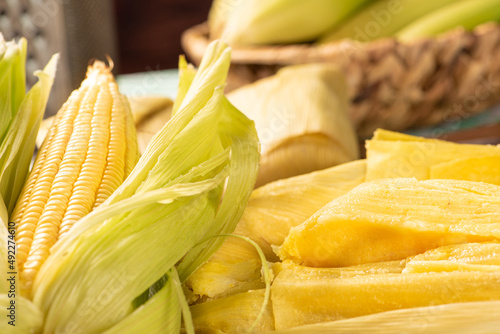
[186,160,365,301]
[279,178,500,267]
[212,0,371,45]
[228,63,359,187]
[273,243,500,329]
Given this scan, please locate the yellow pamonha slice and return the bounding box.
[279,178,500,268]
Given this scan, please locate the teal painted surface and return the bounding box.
[117,69,179,99]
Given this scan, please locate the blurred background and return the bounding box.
[0,0,211,114]
[1,0,499,143]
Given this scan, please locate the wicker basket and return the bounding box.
[182,23,500,138]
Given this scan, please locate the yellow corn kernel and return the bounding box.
[11,61,138,296]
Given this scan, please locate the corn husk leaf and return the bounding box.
[0,40,57,214]
[270,301,500,334]
[32,40,259,333]
[172,56,197,116]
[0,196,10,294]
[208,0,243,39]
[36,95,174,152]
[228,63,359,187]
[0,294,43,334]
[395,0,500,41]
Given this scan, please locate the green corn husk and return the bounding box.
[208,0,243,39]
[31,40,259,334]
[404,242,500,273]
[215,0,372,46]
[366,129,500,182]
[396,0,500,41]
[0,37,57,214]
[279,178,500,268]
[103,268,182,334]
[318,0,457,44]
[0,294,43,333]
[270,301,500,334]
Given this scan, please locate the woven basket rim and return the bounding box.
[181,21,500,66]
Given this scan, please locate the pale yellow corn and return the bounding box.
[11,61,138,296]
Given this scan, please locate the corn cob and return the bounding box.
[279,178,500,267]
[396,0,500,41]
[11,61,139,296]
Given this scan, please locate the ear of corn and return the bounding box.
[279,178,500,267]
[11,61,138,297]
[31,40,259,334]
[395,0,500,41]
[366,129,500,181]
[0,38,57,214]
[318,0,457,44]
[273,243,500,330]
[271,301,500,334]
[228,63,359,187]
[217,0,371,45]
